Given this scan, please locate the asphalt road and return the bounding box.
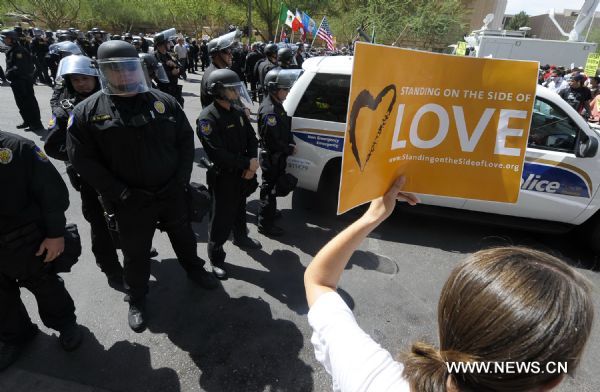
[0,55,598,392]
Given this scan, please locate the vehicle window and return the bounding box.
[529,98,579,153]
[295,73,350,123]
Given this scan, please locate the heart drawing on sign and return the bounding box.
[347,84,397,172]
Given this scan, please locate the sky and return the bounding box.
[506,0,593,16]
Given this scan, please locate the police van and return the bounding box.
[283,56,600,251]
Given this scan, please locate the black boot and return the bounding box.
[127,298,146,333]
[58,323,83,351]
[258,224,284,237]
[16,122,30,129]
[233,235,262,250]
[0,325,38,371]
[186,262,219,289]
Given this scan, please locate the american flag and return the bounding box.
[317,17,334,51]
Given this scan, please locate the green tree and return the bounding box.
[6,0,81,30]
[506,11,529,31]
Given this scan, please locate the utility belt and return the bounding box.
[97,195,121,248]
[199,157,258,196]
[0,222,41,250]
[0,222,81,273]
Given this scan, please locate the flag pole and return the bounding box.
[274,1,282,43]
[311,17,324,48]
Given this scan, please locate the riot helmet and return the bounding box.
[124,32,133,42]
[208,29,241,55]
[264,68,302,93]
[277,48,294,67]
[58,55,100,96]
[96,40,149,96]
[154,28,176,47]
[0,29,18,46]
[139,53,169,84]
[206,68,252,107]
[111,34,122,41]
[49,41,83,57]
[263,43,278,57]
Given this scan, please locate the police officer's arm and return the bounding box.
[260,113,294,154]
[174,106,195,185]
[66,109,128,202]
[27,142,69,239]
[44,109,69,161]
[243,115,259,159]
[197,118,253,171]
[10,46,32,77]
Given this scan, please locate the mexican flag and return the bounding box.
[279,3,295,28]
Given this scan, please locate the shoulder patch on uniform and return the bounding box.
[265,114,277,127]
[16,53,23,59]
[154,101,166,114]
[198,120,212,136]
[91,114,112,123]
[33,146,49,162]
[48,115,56,129]
[0,148,13,164]
[67,114,74,129]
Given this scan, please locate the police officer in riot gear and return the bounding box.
[1,29,45,132]
[197,69,260,280]
[245,42,264,102]
[200,30,240,108]
[0,131,83,370]
[153,32,184,107]
[294,42,304,68]
[139,53,170,88]
[255,43,278,102]
[257,68,299,236]
[66,41,218,333]
[47,41,85,112]
[276,47,298,69]
[44,55,127,291]
[89,27,104,58]
[31,28,52,85]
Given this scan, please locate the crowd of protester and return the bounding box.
[539,64,600,122]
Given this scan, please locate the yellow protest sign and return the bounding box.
[456,41,467,56]
[584,53,600,77]
[338,42,538,214]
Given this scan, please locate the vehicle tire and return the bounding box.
[585,215,600,254]
[315,159,341,215]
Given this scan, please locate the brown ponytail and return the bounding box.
[402,342,479,392]
[401,247,593,392]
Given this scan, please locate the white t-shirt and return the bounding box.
[308,292,411,392]
[174,43,188,59]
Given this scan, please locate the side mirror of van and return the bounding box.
[576,134,598,158]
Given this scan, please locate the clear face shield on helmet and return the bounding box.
[268,69,303,91]
[217,81,252,109]
[49,41,83,56]
[97,57,150,96]
[58,55,99,79]
[213,29,241,52]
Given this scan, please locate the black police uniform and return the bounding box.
[45,92,123,280]
[90,38,103,58]
[5,41,43,129]
[155,50,184,107]
[200,63,220,108]
[0,130,76,345]
[197,102,259,266]
[30,36,51,84]
[245,50,264,101]
[258,59,276,87]
[257,94,295,230]
[66,89,208,301]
